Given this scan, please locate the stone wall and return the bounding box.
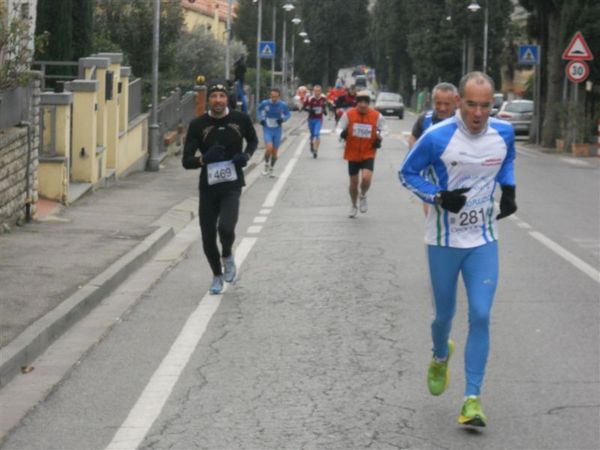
[0,75,41,227]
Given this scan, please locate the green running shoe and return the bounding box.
[427,339,455,396]
[458,396,487,427]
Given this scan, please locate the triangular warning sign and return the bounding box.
[522,49,536,63]
[261,45,272,56]
[562,32,593,61]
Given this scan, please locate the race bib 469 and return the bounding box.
[207,160,238,185]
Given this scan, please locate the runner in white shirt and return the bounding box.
[399,72,517,427]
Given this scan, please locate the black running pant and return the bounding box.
[199,187,241,276]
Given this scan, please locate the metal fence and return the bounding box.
[181,91,196,125]
[0,85,32,129]
[32,61,79,91]
[128,78,143,123]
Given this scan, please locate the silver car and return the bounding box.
[375,92,404,119]
[496,99,533,135]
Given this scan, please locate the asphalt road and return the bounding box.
[2,113,599,450]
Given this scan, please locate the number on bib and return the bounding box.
[353,123,373,139]
[207,160,238,186]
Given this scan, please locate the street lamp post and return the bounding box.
[271,2,276,87]
[147,0,160,172]
[225,0,233,80]
[281,3,295,102]
[255,0,262,111]
[468,0,488,74]
[290,17,301,91]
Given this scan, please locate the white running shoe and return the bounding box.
[359,195,368,213]
[269,166,275,178]
[262,163,269,176]
[349,204,358,218]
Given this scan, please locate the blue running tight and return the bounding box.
[427,241,498,396]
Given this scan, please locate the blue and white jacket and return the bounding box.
[257,99,291,129]
[399,111,516,248]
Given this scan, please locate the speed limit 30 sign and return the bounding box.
[566,60,590,83]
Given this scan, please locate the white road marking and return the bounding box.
[515,147,538,158]
[559,157,590,167]
[259,209,272,215]
[253,216,267,223]
[262,136,308,208]
[105,140,308,450]
[528,231,600,284]
[247,225,263,234]
[320,129,333,135]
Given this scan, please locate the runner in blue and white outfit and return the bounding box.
[399,72,517,428]
[408,82,458,216]
[257,88,291,177]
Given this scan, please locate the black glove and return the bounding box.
[438,188,470,213]
[260,120,267,127]
[496,185,517,220]
[203,144,227,164]
[373,137,382,149]
[232,152,249,168]
[340,129,348,140]
[277,118,283,126]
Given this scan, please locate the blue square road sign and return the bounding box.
[259,41,276,59]
[519,45,540,65]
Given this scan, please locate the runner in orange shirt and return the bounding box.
[336,90,386,218]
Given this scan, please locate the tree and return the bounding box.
[519,0,600,146]
[35,0,73,61]
[92,0,184,78]
[174,26,247,89]
[294,0,370,86]
[71,0,94,60]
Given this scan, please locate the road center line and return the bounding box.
[528,231,600,284]
[105,140,307,450]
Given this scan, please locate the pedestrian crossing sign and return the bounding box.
[518,45,540,65]
[259,41,276,59]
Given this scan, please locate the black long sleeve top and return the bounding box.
[182,110,258,190]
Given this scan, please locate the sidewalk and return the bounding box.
[0,111,306,387]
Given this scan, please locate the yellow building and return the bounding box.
[181,0,236,43]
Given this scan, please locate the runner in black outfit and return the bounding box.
[182,82,258,294]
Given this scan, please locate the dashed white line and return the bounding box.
[259,209,272,215]
[253,216,267,224]
[247,225,263,234]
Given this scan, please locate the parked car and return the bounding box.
[490,93,504,116]
[374,92,404,119]
[496,99,533,135]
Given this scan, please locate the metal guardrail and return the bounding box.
[128,78,143,123]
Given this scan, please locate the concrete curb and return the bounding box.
[0,226,174,388]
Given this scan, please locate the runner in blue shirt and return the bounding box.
[257,88,291,177]
[399,72,517,428]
